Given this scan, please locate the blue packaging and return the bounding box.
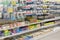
[15,28,21,33]
[0,31,4,37]
[24,36,32,40]
[18,26,27,32]
[10,13,16,20]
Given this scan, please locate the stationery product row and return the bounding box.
[0,0,60,40]
[3,27,55,40]
[0,0,60,20]
[0,20,60,38]
[0,13,55,24]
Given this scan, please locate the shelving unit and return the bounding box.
[0,17,60,31]
[0,0,60,40]
[0,23,60,40]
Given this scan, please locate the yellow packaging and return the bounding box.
[43,0,49,2]
[44,22,54,26]
[7,7,13,13]
[42,5,48,8]
[37,20,41,22]
[55,0,60,2]
[43,10,48,13]
[28,25,34,30]
[4,30,10,36]
[11,0,16,5]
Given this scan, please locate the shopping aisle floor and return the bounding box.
[38,30,60,40]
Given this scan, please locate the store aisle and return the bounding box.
[38,29,60,40]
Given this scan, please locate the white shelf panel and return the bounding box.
[0,23,59,39]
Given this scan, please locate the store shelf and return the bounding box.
[0,19,22,25]
[0,23,60,40]
[0,0,60,40]
[30,27,60,40]
[0,19,14,24]
[0,17,60,31]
